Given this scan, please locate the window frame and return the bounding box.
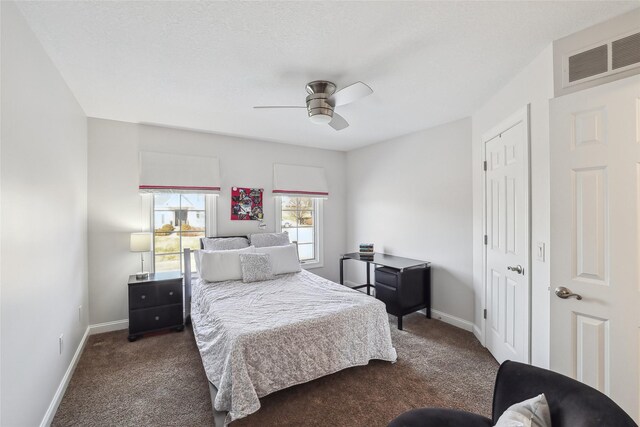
[145,193,217,274]
[275,196,323,269]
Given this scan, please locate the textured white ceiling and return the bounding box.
[16,1,639,151]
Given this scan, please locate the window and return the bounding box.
[152,193,215,273]
[277,196,322,267]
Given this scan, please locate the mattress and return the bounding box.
[190,269,397,425]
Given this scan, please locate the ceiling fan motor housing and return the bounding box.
[306,93,334,119]
[253,79,371,130]
[305,80,336,121]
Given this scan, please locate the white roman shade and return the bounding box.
[139,151,221,194]
[272,163,329,198]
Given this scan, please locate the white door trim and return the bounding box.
[481,104,532,363]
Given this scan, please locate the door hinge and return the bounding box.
[483,160,487,171]
[483,309,487,319]
[484,235,488,245]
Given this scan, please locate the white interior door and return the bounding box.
[484,107,530,364]
[550,75,640,420]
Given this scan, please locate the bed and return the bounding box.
[184,238,397,426]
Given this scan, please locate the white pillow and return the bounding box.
[494,394,551,427]
[198,246,256,282]
[256,244,301,275]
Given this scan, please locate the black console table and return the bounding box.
[340,252,431,330]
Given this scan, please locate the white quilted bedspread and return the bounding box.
[190,269,397,425]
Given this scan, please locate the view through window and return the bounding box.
[153,194,205,273]
[280,196,317,262]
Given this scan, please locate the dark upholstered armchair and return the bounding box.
[388,360,637,427]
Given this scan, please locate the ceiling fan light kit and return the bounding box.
[309,112,333,124]
[254,80,373,131]
[306,82,335,124]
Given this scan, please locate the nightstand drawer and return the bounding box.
[156,281,182,306]
[129,304,182,334]
[375,267,399,288]
[129,284,157,309]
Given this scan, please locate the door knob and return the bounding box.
[555,286,582,300]
[507,265,523,274]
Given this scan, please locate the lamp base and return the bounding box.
[135,271,149,280]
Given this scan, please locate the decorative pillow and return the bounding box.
[239,253,274,283]
[249,232,290,248]
[198,246,255,282]
[256,244,301,275]
[202,237,250,251]
[494,394,551,427]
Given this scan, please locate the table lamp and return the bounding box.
[130,232,152,279]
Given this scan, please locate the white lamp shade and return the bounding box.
[130,232,152,252]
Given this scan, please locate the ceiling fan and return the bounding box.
[253,80,373,131]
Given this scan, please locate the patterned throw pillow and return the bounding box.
[239,253,274,283]
[249,232,290,248]
[494,393,551,427]
[202,237,250,251]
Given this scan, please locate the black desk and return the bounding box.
[340,252,432,329]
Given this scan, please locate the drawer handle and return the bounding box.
[141,295,146,300]
[169,291,174,296]
[155,316,160,321]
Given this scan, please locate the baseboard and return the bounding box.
[39,320,133,425]
[40,326,90,427]
[473,324,483,344]
[426,309,474,332]
[88,319,129,335]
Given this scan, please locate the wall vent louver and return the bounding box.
[612,31,640,70]
[568,45,608,82]
[563,29,640,89]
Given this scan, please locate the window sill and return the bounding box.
[301,261,323,270]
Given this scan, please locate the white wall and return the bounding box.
[1,2,89,425]
[345,118,474,327]
[472,44,554,368]
[88,119,346,326]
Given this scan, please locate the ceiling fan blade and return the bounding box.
[330,81,373,107]
[253,106,306,109]
[328,112,349,131]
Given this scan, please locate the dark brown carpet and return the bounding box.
[53,313,499,426]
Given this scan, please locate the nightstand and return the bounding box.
[128,272,184,342]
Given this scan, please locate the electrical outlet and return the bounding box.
[78,306,82,323]
[536,242,545,262]
[58,334,64,355]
